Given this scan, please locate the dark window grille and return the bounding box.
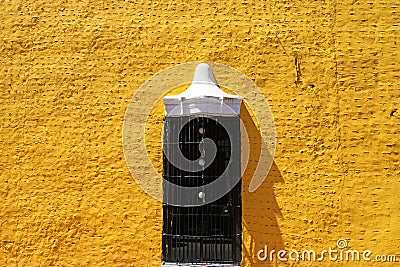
[162,116,242,264]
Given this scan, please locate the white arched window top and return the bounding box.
[163,63,242,116]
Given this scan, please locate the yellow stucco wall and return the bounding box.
[0,0,399,266]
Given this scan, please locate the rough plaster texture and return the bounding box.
[0,0,399,266]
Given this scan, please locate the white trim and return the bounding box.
[163,63,242,116]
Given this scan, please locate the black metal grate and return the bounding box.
[162,116,242,264]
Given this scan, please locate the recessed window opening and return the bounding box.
[162,116,242,264]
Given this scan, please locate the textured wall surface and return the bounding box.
[0,0,399,266]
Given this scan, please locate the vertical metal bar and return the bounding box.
[232,203,235,262]
[183,115,187,263]
[180,117,184,262]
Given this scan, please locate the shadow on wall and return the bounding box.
[240,104,285,267]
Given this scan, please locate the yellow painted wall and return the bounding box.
[0,0,399,266]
